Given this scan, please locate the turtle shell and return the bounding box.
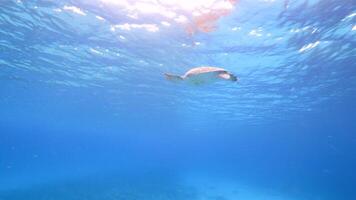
[183,67,227,78]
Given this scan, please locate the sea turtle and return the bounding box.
[164,66,238,85]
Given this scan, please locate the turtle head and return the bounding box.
[230,74,238,82]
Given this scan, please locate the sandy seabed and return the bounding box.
[0,173,308,200]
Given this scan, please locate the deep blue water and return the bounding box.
[0,0,356,199]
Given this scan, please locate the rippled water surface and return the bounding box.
[0,0,356,200]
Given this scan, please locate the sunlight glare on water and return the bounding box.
[100,0,228,11]
[77,0,237,34]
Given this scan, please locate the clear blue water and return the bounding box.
[0,0,356,199]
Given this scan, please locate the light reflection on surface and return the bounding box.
[96,0,238,34]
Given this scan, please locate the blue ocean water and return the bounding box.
[0,0,356,199]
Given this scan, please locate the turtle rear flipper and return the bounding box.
[164,73,183,82]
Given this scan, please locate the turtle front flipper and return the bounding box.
[218,72,238,82]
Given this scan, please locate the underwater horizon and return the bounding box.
[1,0,356,199]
